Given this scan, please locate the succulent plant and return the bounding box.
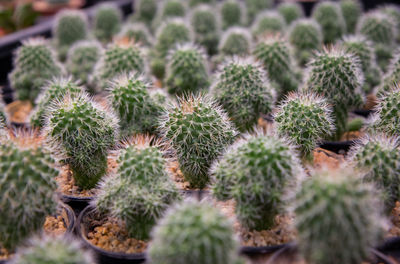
[274,92,334,160]
[159,95,237,189]
[212,133,304,230]
[212,57,275,132]
[151,0,186,31]
[293,166,385,264]
[340,0,362,34]
[288,19,323,66]
[219,27,251,57]
[9,38,64,102]
[277,2,304,25]
[52,10,88,61]
[312,1,345,44]
[165,43,209,96]
[0,132,58,250]
[305,46,364,140]
[379,51,400,95]
[148,200,239,264]
[11,235,95,264]
[252,11,286,38]
[45,93,118,190]
[189,0,215,7]
[133,0,158,26]
[93,3,122,43]
[220,0,244,30]
[245,0,272,25]
[116,23,153,46]
[379,5,400,43]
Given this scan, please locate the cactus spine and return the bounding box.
[252,11,286,38]
[379,51,400,95]
[312,1,345,44]
[133,0,158,26]
[93,3,122,43]
[340,0,362,34]
[277,2,304,25]
[219,27,251,57]
[220,0,245,30]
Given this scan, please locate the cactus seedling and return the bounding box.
[133,0,158,26]
[219,27,251,57]
[220,0,245,30]
[148,200,239,264]
[277,2,304,25]
[245,0,272,25]
[93,3,122,43]
[252,11,286,39]
[159,95,237,189]
[116,23,153,46]
[340,0,362,34]
[312,1,345,44]
[151,0,186,31]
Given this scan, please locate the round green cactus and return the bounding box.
[274,92,334,159]
[220,0,245,30]
[45,93,118,190]
[151,0,186,31]
[340,0,362,34]
[0,132,58,250]
[277,2,304,25]
[293,167,385,264]
[219,27,251,57]
[379,51,400,95]
[9,38,64,103]
[189,0,215,7]
[211,133,304,230]
[165,43,209,96]
[93,3,122,43]
[133,0,158,26]
[159,95,237,189]
[11,235,95,264]
[379,5,400,43]
[288,19,322,66]
[212,57,275,132]
[116,23,153,46]
[252,11,286,38]
[148,200,239,264]
[245,0,272,25]
[312,1,345,44]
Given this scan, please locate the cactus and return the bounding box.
[379,51,400,95]
[108,72,163,136]
[277,2,304,25]
[220,0,245,30]
[212,57,275,132]
[133,0,158,26]
[165,43,209,96]
[151,0,186,31]
[305,46,364,140]
[0,132,58,250]
[93,3,122,43]
[252,11,286,38]
[245,0,272,25]
[52,10,88,61]
[45,93,118,190]
[312,1,345,44]
[9,38,63,103]
[288,19,323,66]
[253,35,300,99]
[293,167,385,264]
[159,95,237,189]
[116,23,153,46]
[148,200,239,264]
[340,0,362,34]
[274,92,334,160]
[30,77,84,128]
[11,235,94,264]
[219,27,251,57]
[189,0,215,7]
[380,5,400,43]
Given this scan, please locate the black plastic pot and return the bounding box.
[60,194,94,216]
[319,140,355,154]
[377,237,400,262]
[77,206,146,264]
[353,109,375,118]
[240,243,288,258]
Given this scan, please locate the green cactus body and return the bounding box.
[117,23,153,46]
[9,38,63,103]
[312,1,345,44]
[245,0,272,25]
[219,27,251,57]
[151,0,186,31]
[293,167,385,264]
[165,43,209,96]
[379,52,400,95]
[220,0,244,30]
[380,5,400,43]
[148,200,239,264]
[277,2,304,25]
[212,134,304,230]
[340,0,362,34]
[46,93,118,190]
[212,57,275,132]
[274,92,334,159]
[134,0,158,26]
[93,3,122,43]
[0,134,58,250]
[159,96,237,189]
[189,0,215,7]
[252,11,286,39]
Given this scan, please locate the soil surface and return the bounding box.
[168,161,210,191]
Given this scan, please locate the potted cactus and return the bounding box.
[92,3,122,44]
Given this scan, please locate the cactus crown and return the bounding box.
[220,0,245,30]
[117,23,153,46]
[134,0,158,25]
[379,51,400,95]
[160,0,186,18]
[252,11,286,38]
[45,93,118,190]
[277,2,304,25]
[0,131,58,250]
[159,95,237,189]
[312,1,345,44]
[189,0,215,7]
[212,56,275,132]
[274,92,334,159]
[293,166,385,264]
[357,11,396,45]
[93,3,122,42]
[219,27,251,56]
[245,0,272,25]
[340,0,362,34]
[379,5,400,42]
[149,200,239,264]
[211,132,304,230]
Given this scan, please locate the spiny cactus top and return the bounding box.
[220,0,245,30]
[293,167,385,264]
[277,2,304,25]
[189,0,215,7]
[252,11,286,38]
[274,92,334,159]
[134,0,158,25]
[211,133,304,230]
[151,0,186,30]
[212,57,275,132]
[380,51,400,95]
[357,11,396,46]
[340,0,362,34]
[9,38,63,102]
[159,95,237,189]
[219,27,251,57]
[312,1,345,44]
[93,3,122,43]
[0,132,58,250]
[165,43,209,96]
[380,5,400,42]
[45,93,118,190]
[148,200,239,264]
[11,235,95,264]
[245,0,272,25]
[116,23,153,46]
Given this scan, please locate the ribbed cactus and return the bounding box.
[212,133,303,230]
[274,92,334,159]
[380,5,400,43]
[9,38,63,102]
[245,0,272,25]
[151,0,186,31]
[11,235,95,264]
[117,23,153,46]
[312,1,345,44]
[379,51,400,95]
[293,167,385,264]
[165,43,209,96]
[288,19,322,66]
[212,57,275,132]
[220,0,244,30]
[45,93,118,190]
[305,46,364,140]
[149,200,239,264]
[252,11,286,38]
[52,10,88,61]
[133,0,158,26]
[340,0,362,34]
[189,0,215,7]
[219,27,251,57]
[253,35,300,99]
[277,2,304,25]
[93,3,122,43]
[30,77,84,128]
[0,132,58,250]
[159,96,237,189]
